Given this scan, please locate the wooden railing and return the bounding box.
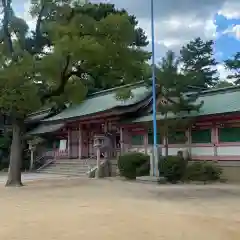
[44,149,69,159]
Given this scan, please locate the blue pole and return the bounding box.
[150,0,158,176]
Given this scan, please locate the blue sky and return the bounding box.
[215,14,240,61]
[13,0,240,79]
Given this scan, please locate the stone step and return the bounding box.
[55,160,97,165]
[41,164,89,169]
[38,158,116,177]
[39,170,87,176]
[50,163,91,168]
[40,170,87,175]
[41,168,89,173]
[40,167,88,173]
[38,159,93,176]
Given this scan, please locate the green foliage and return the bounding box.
[0,134,11,150]
[157,50,203,113]
[225,52,240,84]
[214,80,234,89]
[184,161,222,182]
[0,134,11,170]
[29,1,150,95]
[115,87,134,101]
[156,50,202,155]
[180,37,219,88]
[0,0,150,119]
[158,155,187,183]
[0,0,150,185]
[118,152,150,179]
[136,160,150,177]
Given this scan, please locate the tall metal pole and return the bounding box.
[150,0,158,177]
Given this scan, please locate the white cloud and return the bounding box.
[97,0,226,59]
[217,63,236,81]
[223,24,240,40]
[218,0,240,19]
[23,1,36,30]
[13,0,240,60]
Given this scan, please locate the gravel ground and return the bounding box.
[0,172,68,183]
[0,178,239,240]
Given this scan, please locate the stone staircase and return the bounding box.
[37,158,98,176]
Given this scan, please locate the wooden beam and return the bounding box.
[78,124,82,159]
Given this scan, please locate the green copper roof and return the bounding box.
[132,86,240,123]
[28,123,65,135]
[26,108,52,123]
[44,85,150,122]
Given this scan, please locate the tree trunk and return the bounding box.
[164,115,169,158]
[165,132,169,157]
[5,120,23,187]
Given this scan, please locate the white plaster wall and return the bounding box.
[59,139,67,151]
[129,147,145,154]
[146,147,152,156]
[167,147,188,156]
[217,146,240,156]
[191,147,214,156]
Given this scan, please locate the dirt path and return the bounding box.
[0,178,239,240]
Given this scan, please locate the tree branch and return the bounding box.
[41,55,71,101]
[35,5,45,42]
[73,65,96,80]
[2,0,14,56]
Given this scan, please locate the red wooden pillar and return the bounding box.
[68,128,71,158]
[78,124,82,159]
[120,127,124,154]
[144,131,148,154]
[212,124,218,157]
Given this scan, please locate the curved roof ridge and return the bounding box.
[199,85,240,95]
[88,81,145,98]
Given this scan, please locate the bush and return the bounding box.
[118,152,150,179]
[158,155,187,183]
[136,160,150,177]
[185,161,222,182]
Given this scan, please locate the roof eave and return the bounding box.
[42,94,152,124]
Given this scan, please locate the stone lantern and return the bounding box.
[28,141,36,171]
[93,134,105,148]
[93,134,105,178]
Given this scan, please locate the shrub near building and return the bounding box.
[184,161,222,183]
[158,155,222,183]
[118,152,150,180]
[159,155,187,183]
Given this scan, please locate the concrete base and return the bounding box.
[136,176,159,183]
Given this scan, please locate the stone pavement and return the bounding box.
[0,173,67,184]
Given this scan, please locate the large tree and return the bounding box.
[180,37,219,88]
[156,50,202,156]
[225,52,240,84]
[0,0,150,186]
[28,1,150,95]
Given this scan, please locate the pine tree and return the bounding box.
[225,52,240,84]
[0,0,150,186]
[180,37,219,88]
[156,51,202,156]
